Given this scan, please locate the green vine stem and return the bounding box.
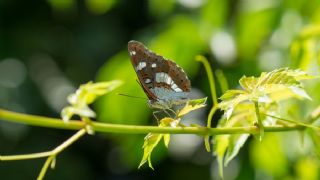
[38,129,86,180]
[1,128,86,180]
[215,69,229,93]
[265,114,320,130]
[196,55,218,152]
[0,109,305,138]
[254,101,264,140]
[38,156,56,180]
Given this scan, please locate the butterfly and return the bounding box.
[128,40,191,110]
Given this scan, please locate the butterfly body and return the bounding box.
[128,40,191,110]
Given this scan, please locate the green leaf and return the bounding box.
[163,134,170,148]
[239,75,258,91]
[160,118,173,148]
[139,133,163,170]
[177,97,207,117]
[219,90,246,100]
[61,106,96,122]
[209,22,320,180]
[239,68,315,95]
[75,80,123,105]
[214,103,258,178]
[219,93,252,119]
[224,134,250,165]
[219,68,316,121]
[139,117,178,169]
[213,135,229,178]
[289,86,311,100]
[61,80,122,122]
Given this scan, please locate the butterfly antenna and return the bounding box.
[136,78,143,87]
[117,93,148,100]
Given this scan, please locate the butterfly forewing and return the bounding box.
[128,40,191,108]
[128,41,158,101]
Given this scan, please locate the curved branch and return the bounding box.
[0,108,304,136]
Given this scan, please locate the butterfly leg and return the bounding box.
[152,111,162,124]
[162,109,171,118]
[162,109,177,118]
[163,108,177,118]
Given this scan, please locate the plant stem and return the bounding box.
[195,55,218,105]
[0,109,305,137]
[37,129,86,180]
[265,114,320,130]
[1,129,86,161]
[196,55,219,152]
[254,101,264,140]
[0,151,52,161]
[204,105,218,151]
[215,69,229,93]
[38,156,55,180]
[1,128,86,179]
[0,109,84,130]
[0,128,87,180]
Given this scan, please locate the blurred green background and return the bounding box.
[1,0,320,179]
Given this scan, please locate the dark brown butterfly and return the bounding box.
[128,40,191,109]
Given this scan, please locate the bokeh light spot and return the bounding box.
[0,58,27,88]
[210,31,237,66]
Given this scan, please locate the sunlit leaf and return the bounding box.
[224,134,250,165]
[61,106,96,122]
[214,103,262,178]
[219,93,252,119]
[239,76,258,91]
[216,79,300,174]
[219,68,316,121]
[139,133,163,170]
[213,134,229,178]
[177,97,207,117]
[219,90,246,100]
[77,81,123,105]
[61,80,122,122]
[139,117,178,169]
[163,134,170,148]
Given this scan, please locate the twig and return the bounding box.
[0,109,305,137]
[0,128,86,180]
[196,55,218,152]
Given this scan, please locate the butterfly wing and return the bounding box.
[128,41,158,101]
[128,40,191,105]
